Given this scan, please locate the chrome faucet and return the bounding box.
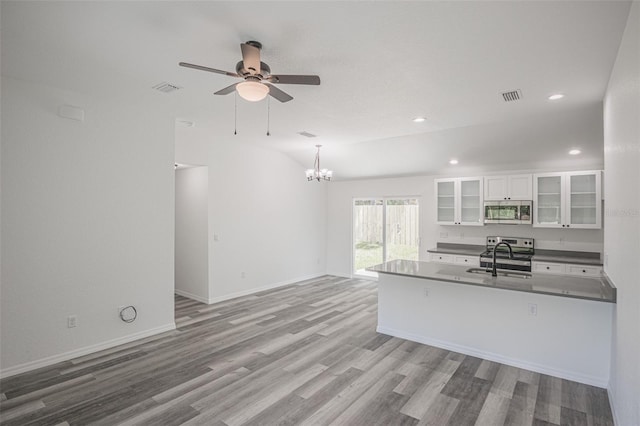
[492,242,513,277]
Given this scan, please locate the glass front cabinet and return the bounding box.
[435,177,484,226]
[533,171,602,229]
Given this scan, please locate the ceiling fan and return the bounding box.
[179,41,320,103]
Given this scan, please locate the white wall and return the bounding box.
[0,77,176,376]
[175,126,327,302]
[603,2,640,424]
[175,166,209,303]
[327,172,604,277]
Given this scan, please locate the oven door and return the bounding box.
[484,201,522,224]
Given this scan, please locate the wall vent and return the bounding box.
[297,131,317,138]
[152,82,182,93]
[501,90,522,102]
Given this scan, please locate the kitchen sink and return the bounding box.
[466,267,532,279]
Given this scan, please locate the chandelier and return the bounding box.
[305,145,333,182]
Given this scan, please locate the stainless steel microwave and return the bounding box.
[484,200,532,225]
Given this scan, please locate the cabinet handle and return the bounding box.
[562,225,565,228]
[582,269,586,273]
[464,259,468,262]
[546,266,550,270]
[567,225,570,228]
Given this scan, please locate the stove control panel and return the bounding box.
[486,236,534,252]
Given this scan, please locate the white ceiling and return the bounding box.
[1,1,632,179]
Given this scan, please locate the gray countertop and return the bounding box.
[426,243,485,256]
[427,243,603,266]
[369,259,616,303]
[532,249,602,266]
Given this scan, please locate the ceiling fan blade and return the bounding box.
[214,83,239,95]
[179,62,239,77]
[266,75,321,85]
[265,83,293,103]
[240,43,261,75]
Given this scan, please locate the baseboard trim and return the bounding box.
[0,323,176,379]
[607,387,620,426]
[206,273,326,304]
[174,288,209,304]
[377,325,608,388]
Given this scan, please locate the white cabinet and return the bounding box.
[484,174,532,201]
[435,177,483,226]
[428,253,454,263]
[428,253,479,267]
[533,171,602,229]
[532,261,601,277]
[532,261,566,274]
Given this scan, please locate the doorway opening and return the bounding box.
[174,165,209,304]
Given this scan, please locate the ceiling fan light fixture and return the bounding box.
[236,81,269,102]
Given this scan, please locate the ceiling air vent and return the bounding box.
[298,131,317,138]
[501,90,522,102]
[152,82,182,93]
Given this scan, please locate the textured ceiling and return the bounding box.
[1,1,632,179]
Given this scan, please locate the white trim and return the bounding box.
[206,273,324,304]
[607,387,620,426]
[377,325,609,388]
[0,323,176,379]
[174,289,209,304]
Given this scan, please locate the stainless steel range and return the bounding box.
[479,236,534,272]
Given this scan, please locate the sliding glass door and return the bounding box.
[353,198,419,277]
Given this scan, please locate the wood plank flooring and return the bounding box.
[0,275,614,425]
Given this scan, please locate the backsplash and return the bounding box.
[433,224,604,257]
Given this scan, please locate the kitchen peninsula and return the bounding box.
[369,260,616,387]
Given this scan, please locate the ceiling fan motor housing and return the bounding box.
[236,61,271,79]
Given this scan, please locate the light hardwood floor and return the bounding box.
[0,275,613,425]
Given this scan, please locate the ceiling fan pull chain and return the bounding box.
[234,91,237,135]
[266,96,270,136]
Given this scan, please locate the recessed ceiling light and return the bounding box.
[413,117,426,123]
[569,149,581,155]
[548,94,565,100]
[449,159,459,165]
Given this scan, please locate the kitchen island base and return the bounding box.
[377,273,613,387]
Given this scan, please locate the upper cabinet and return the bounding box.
[435,177,484,226]
[533,171,602,229]
[484,174,533,201]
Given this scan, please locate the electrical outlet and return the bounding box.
[528,303,538,316]
[67,315,78,328]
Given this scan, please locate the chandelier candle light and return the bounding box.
[306,145,333,182]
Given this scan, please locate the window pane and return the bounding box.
[353,199,383,275]
[385,199,420,262]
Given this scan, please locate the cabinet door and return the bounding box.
[429,253,454,264]
[533,174,564,228]
[435,180,456,224]
[459,178,484,226]
[566,265,601,277]
[566,171,601,229]
[508,174,533,200]
[484,176,508,201]
[532,262,566,274]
